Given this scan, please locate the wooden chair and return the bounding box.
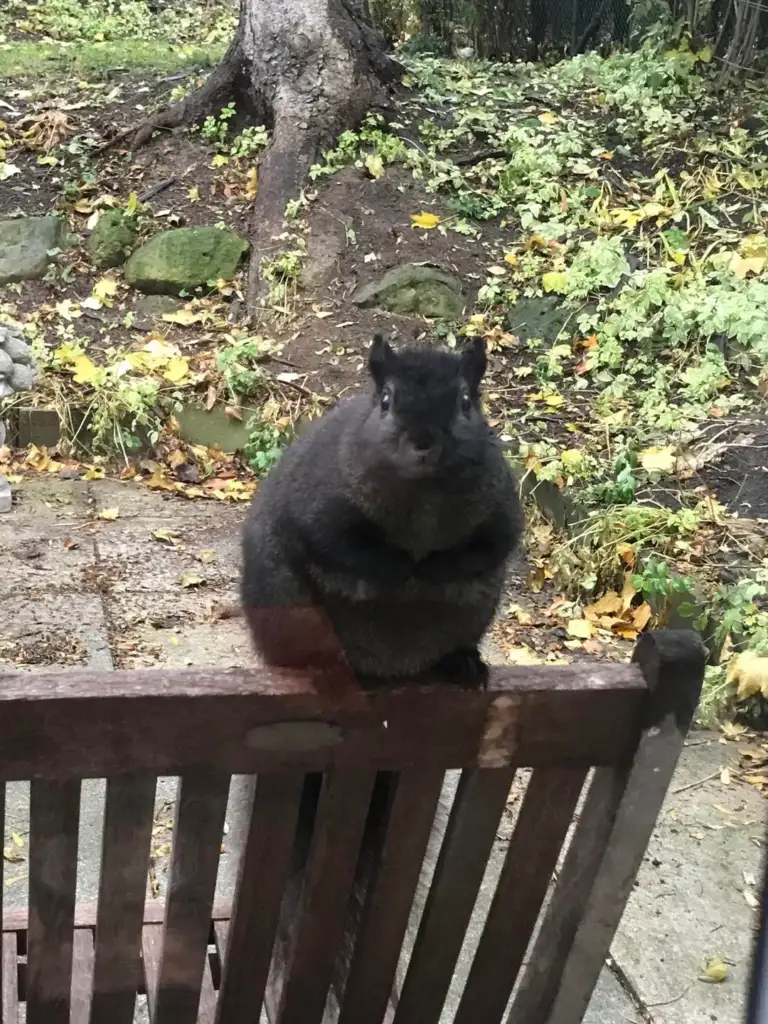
[0,629,705,1024]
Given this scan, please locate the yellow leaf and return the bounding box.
[244,167,258,199]
[365,153,384,179]
[506,645,547,665]
[125,191,139,216]
[162,309,203,326]
[585,592,623,619]
[188,185,200,203]
[538,111,558,124]
[163,357,190,383]
[197,549,217,564]
[72,355,99,385]
[730,254,766,278]
[631,602,652,631]
[92,276,118,306]
[700,957,728,983]
[503,252,518,266]
[697,43,713,62]
[410,212,439,229]
[544,394,565,408]
[97,507,119,521]
[640,445,676,474]
[542,271,569,294]
[727,651,768,700]
[561,449,583,470]
[567,619,594,639]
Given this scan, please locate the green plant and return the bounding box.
[216,336,272,398]
[244,416,290,474]
[201,104,236,148]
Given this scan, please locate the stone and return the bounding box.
[353,263,465,318]
[0,324,33,365]
[0,476,11,514]
[133,294,184,317]
[0,216,65,284]
[87,209,137,269]
[9,363,35,391]
[0,349,12,378]
[124,227,249,296]
[18,407,61,449]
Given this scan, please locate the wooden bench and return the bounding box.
[0,629,705,1024]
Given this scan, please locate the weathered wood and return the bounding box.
[213,920,229,966]
[338,767,446,1024]
[153,773,230,1024]
[141,925,162,1021]
[3,901,232,934]
[524,630,706,1024]
[393,768,517,1024]
[198,954,217,1024]
[0,665,646,779]
[276,769,378,1024]
[453,766,587,1024]
[215,772,304,1024]
[2,932,17,1024]
[70,928,94,1024]
[90,775,156,1024]
[505,766,630,1022]
[27,779,81,1024]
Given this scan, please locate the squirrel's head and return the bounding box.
[360,334,490,480]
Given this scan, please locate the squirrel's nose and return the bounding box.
[409,429,434,452]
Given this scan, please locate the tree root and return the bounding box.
[128,33,244,151]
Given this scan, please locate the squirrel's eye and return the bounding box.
[380,388,392,412]
[460,390,472,414]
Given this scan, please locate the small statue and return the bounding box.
[0,323,37,514]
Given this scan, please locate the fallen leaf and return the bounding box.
[153,528,179,545]
[744,889,760,909]
[365,153,384,179]
[699,957,728,983]
[728,651,768,699]
[542,271,569,294]
[631,602,652,631]
[163,356,190,383]
[197,549,217,564]
[538,111,558,124]
[585,592,623,619]
[567,619,594,639]
[178,571,205,588]
[720,767,732,786]
[640,445,677,474]
[410,212,439,229]
[162,309,203,326]
[97,507,119,521]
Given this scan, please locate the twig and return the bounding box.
[672,770,720,794]
[138,177,177,202]
[453,148,506,167]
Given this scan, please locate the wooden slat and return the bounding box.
[3,900,233,933]
[70,928,94,1024]
[153,772,229,1024]
[27,779,81,1024]
[338,768,446,1024]
[90,774,156,1024]
[505,766,630,1022]
[213,921,229,966]
[0,664,646,779]
[543,631,706,1024]
[141,925,162,1021]
[392,767,517,1024]
[453,766,587,1024]
[276,769,377,1024]
[508,630,706,1024]
[198,954,217,1024]
[2,932,17,1024]
[215,772,304,1024]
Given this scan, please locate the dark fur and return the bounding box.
[241,335,523,1016]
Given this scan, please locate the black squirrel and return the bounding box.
[241,333,522,682]
[240,334,522,1017]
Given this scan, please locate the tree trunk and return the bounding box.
[131,0,399,306]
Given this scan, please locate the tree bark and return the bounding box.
[131,0,399,307]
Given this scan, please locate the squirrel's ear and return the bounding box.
[460,337,487,391]
[369,334,395,388]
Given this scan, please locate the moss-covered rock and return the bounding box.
[0,216,66,284]
[87,209,137,268]
[124,227,249,295]
[352,264,465,318]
